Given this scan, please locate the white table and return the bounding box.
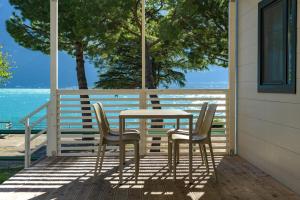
[119,109,193,184]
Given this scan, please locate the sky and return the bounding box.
[0,0,228,89]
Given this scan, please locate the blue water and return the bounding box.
[0,89,50,130]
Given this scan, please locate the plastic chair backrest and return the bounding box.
[97,102,111,135]
[199,104,217,138]
[92,103,110,142]
[97,102,110,131]
[195,102,208,134]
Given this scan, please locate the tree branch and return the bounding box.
[146,0,164,20]
[19,23,72,46]
[131,0,142,34]
[121,24,140,37]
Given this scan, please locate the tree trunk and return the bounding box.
[145,42,162,152]
[75,41,93,136]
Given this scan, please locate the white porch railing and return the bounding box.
[20,102,49,168]
[57,89,230,156]
[22,89,230,167]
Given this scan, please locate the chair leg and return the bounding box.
[137,143,140,176]
[208,142,217,181]
[134,142,139,183]
[198,143,204,162]
[168,140,173,173]
[94,144,102,176]
[176,143,180,164]
[119,143,125,184]
[202,144,209,173]
[98,144,106,174]
[123,145,126,165]
[173,141,177,180]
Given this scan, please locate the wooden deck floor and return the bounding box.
[0,155,299,200]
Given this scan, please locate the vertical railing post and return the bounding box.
[139,89,147,155]
[24,118,31,168]
[225,91,231,155]
[48,0,58,157]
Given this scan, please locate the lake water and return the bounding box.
[0,89,50,130]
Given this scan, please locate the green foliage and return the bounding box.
[178,0,229,68]
[6,0,131,58]
[0,45,13,84]
[6,0,133,90]
[95,36,142,89]
[95,0,228,89]
[6,0,228,89]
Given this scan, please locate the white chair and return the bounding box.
[92,103,140,182]
[167,102,208,171]
[169,104,218,181]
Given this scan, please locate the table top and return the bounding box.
[119,109,193,119]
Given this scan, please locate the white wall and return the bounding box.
[237,0,300,194]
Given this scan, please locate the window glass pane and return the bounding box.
[263,1,285,84]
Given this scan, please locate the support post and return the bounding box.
[139,90,147,155]
[141,0,146,89]
[228,0,237,155]
[140,0,147,156]
[47,0,58,156]
[24,118,31,168]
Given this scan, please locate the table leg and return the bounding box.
[173,140,177,180]
[189,116,193,184]
[119,117,124,184]
[168,135,172,173]
[176,118,180,163]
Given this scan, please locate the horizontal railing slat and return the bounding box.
[147,97,226,101]
[59,104,139,108]
[58,89,141,95]
[146,103,226,107]
[59,98,139,101]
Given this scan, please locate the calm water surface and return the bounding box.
[0,89,49,129]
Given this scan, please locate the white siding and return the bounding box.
[237,0,300,194]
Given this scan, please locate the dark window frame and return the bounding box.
[258,0,297,93]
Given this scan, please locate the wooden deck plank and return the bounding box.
[0,156,299,200]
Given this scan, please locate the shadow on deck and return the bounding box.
[0,155,299,200]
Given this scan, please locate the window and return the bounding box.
[258,0,297,93]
